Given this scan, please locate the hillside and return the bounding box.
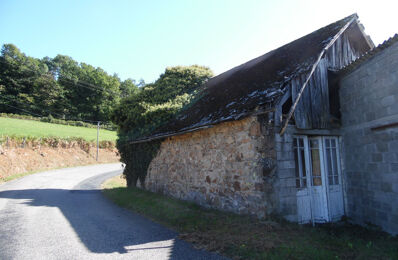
[0,117,117,142]
[0,138,119,182]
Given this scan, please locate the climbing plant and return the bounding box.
[112,65,213,188]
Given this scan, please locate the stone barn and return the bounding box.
[130,14,398,234]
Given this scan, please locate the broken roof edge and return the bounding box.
[279,14,359,135]
[204,14,360,92]
[339,33,398,76]
[356,19,375,49]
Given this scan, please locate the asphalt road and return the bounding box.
[0,163,227,260]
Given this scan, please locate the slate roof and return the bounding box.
[132,14,368,143]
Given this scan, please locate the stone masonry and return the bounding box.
[340,40,398,235]
[146,115,277,218]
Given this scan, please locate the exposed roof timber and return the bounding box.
[279,15,358,135]
[356,21,375,49]
[274,87,292,126]
[339,33,398,76]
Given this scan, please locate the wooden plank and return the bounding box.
[279,16,358,135]
[293,75,312,129]
[275,88,291,126]
[318,59,331,128]
[301,74,313,128]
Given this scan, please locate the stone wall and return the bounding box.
[340,41,398,235]
[146,115,277,217]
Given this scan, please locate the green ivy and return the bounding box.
[118,140,161,187]
[112,66,213,188]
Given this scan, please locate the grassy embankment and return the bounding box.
[0,117,117,142]
[103,175,398,260]
[0,117,119,183]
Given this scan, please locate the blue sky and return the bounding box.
[1,0,397,83]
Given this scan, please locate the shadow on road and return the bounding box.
[0,188,224,259]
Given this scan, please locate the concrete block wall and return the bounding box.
[340,40,398,235]
[274,128,298,222]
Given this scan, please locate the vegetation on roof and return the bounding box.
[111,65,213,187]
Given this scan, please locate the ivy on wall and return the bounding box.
[112,66,213,187]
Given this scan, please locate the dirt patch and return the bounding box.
[0,144,120,181]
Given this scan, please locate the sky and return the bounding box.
[0,0,397,83]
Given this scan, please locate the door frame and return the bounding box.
[294,135,345,223]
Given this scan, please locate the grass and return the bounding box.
[0,117,117,141]
[103,175,398,260]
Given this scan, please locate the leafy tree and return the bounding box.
[0,44,129,122]
[49,55,121,121]
[0,44,62,115]
[112,65,213,187]
[113,65,213,136]
[120,78,139,98]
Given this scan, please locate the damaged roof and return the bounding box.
[132,14,366,143]
[340,33,398,75]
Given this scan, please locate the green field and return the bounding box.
[0,117,117,141]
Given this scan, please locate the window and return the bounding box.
[293,137,307,188]
[309,139,322,186]
[325,138,339,185]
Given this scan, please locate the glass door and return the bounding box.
[294,136,344,223]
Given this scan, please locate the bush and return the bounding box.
[112,66,213,187]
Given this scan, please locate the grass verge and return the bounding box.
[102,175,398,260]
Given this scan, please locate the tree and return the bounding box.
[0,44,61,115]
[112,65,213,187]
[51,55,121,121]
[119,78,139,98]
[113,65,213,137]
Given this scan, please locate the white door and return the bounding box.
[323,137,344,221]
[294,136,312,224]
[308,137,329,222]
[294,136,344,224]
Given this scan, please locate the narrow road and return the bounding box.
[0,164,226,259]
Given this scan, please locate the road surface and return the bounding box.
[0,163,226,259]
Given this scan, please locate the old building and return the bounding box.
[130,14,397,235]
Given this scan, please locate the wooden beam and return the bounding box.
[371,122,398,131]
[274,88,291,126]
[279,16,357,135]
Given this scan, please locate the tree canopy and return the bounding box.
[0,43,139,122]
[111,65,213,187]
[112,65,213,139]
